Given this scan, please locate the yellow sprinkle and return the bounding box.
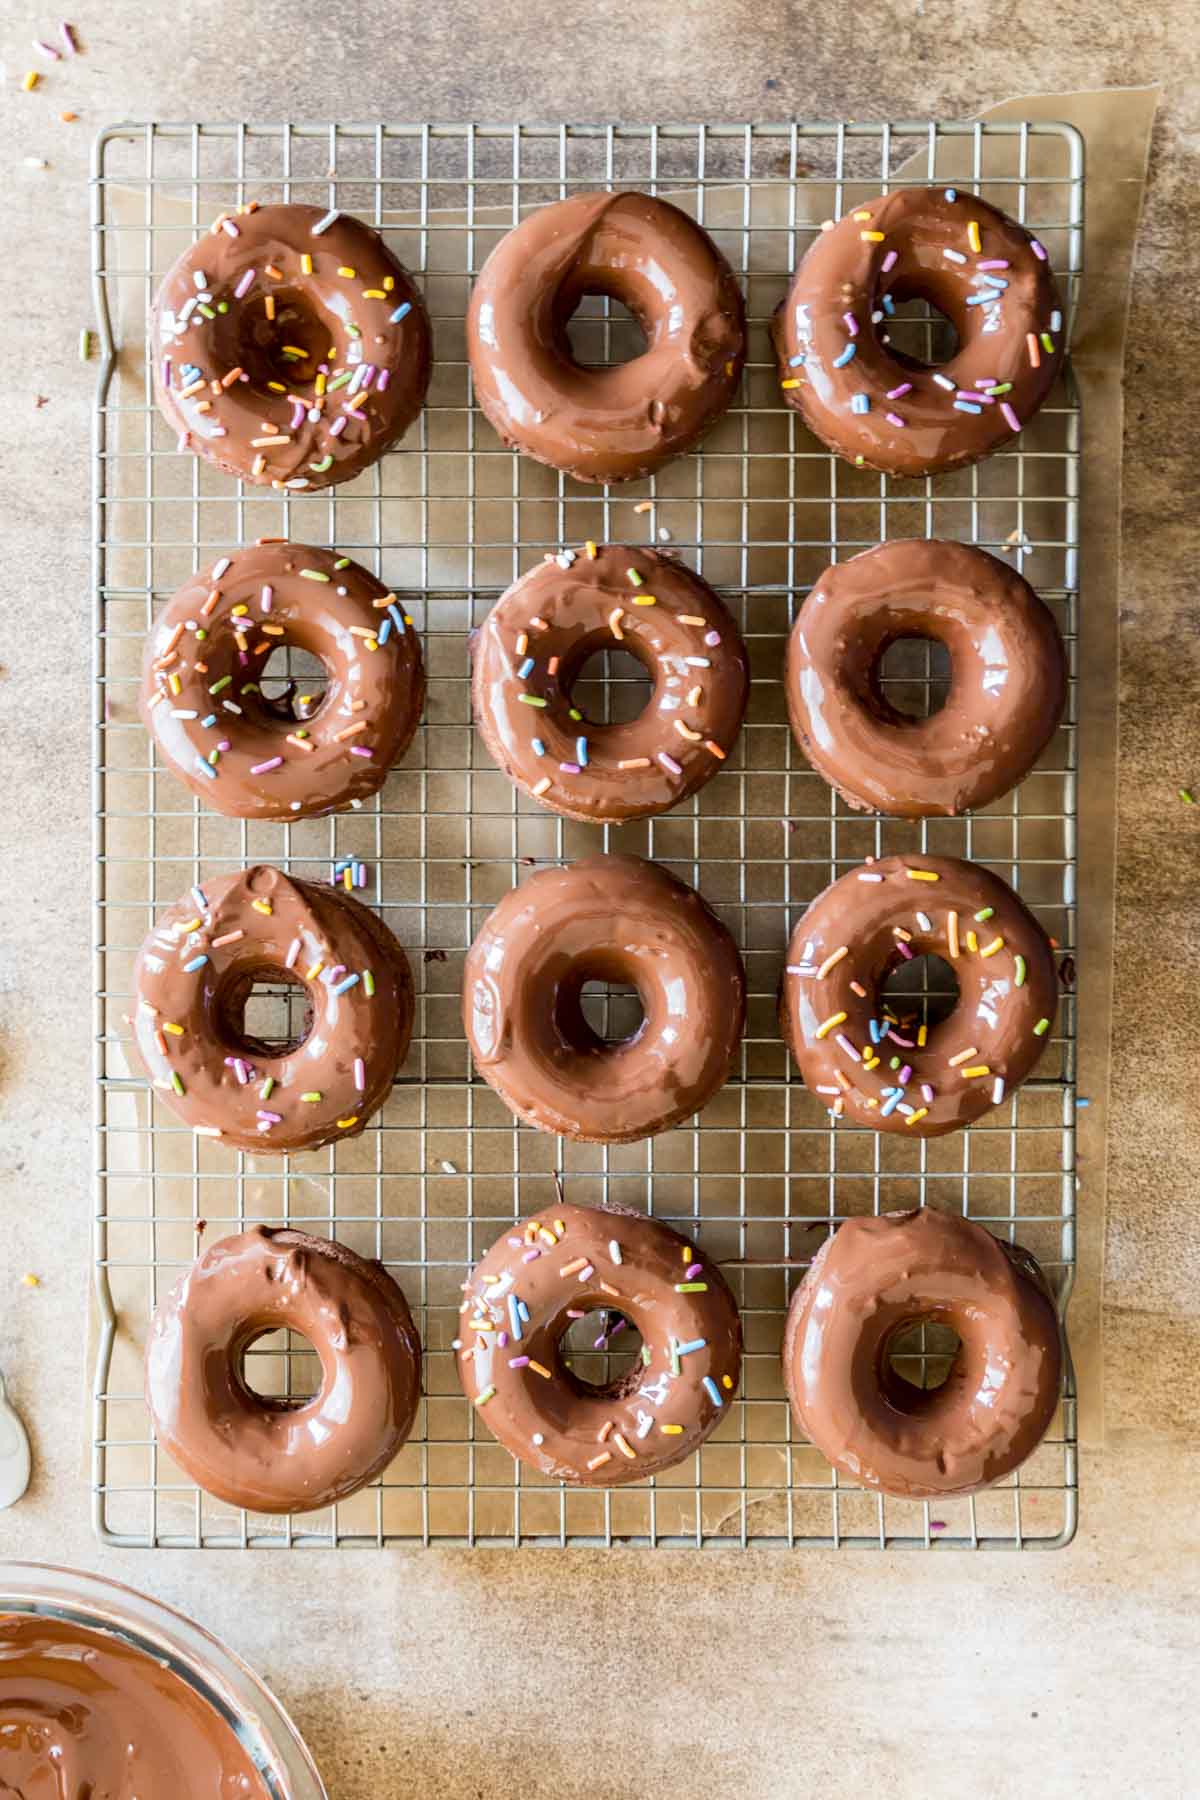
[337,1116,359,1129]
[315,371,326,395]
[21,1272,40,1287]
[337,265,357,278]
[968,219,982,253]
[251,899,273,915]
[853,209,871,220]
[306,961,324,980]
[679,615,706,626]
[362,288,387,298]
[585,540,597,558]
[608,608,625,640]
[163,1022,184,1036]
[917,1024,928,1047]
[860,229,886,241]
[815,1011,848,1040]
[907,868,940,882]
[21,70,39,91]
[780,377,801,389]
[817,945,849,979]
[633,595,657,606]
[612,1432,637,1460]
[383,276,395,290]
[281,344,309,358]
[301,252,313,274]
[264,295,275,321]
[905,1108,929,1127]
[980,935,1005,958]
[661,1424,684,1435]
[967,930,979,954]
[862,1055,880,1071]
[721,1375,733,1389]
[960,1065,991,1079]
[947,911,960,959]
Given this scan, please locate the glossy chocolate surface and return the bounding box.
[472,542,748,822]
[459,1202,741,1484]
[146,1227,421,1514]
[785,539,1066,818]
[782,1208,1062,1498]
[463,853,746,1143]
[133,864,413,1154]
[141,542,424,820]
[0,1615,271,1797]
[467,191,745,482]
[779,853,1058,1136]
[772,187,1064,475]
[153,201,431,491]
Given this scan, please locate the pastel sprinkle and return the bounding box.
[832,343,857,368]
[702,1376,724,1407]
[1034,1017,1051,1036]
[1014,955,1027,987]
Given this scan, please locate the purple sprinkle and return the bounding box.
[704,630,721,647]
[1030,239,1047,261]
[834,1033,861,1062]
[250,756,283,774]
[686,1262,702,1278]
[931,1519,948,1531]
[885,411,907,428]
[881,249,898,272]
[509,1355,530,1368]
[361,365,377,391]
[285,938,301,969]
[497,1331,508,1348]
[234,269,256,299]
[329,416,348,438]
[887,1030,916,1049]
[161,358,172,388]
[217,740,231,752]
[579,1264,595,1281]
[1001,402,1022,433]
[376,368,391,391]
[885,382,912,399]
[35,35,61,58]
[842,311,858,335]
[658,752,683,775]
[898,1064,913,1086]
[257,1110,282,1124]
[290,401,305,430]
[349,745,373,758]
[977,259,1009,270]
[60,21,78,53]
[957,390,995,405]
[521,1248,541,1263]
[508,1237,522,1248]
[895,940,914,960]
[230,1058,249,1085]
[559,761,581,775]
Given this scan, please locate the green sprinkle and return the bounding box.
[326,370,353,392]
[518,694,547,708]
[208,675,231,694]
[300,1091,323,1102]
[474,1385,496,1406]
[261,1076,275,1100]
[627,567,643,586]
[1014,955,1027,988]
[1180,789,1195,804]
[195,628,207,641]
[1040,332,1055,353]
[363,970,375,997]
[641,1344,651,1366]
[79,328,93,361]
[1033,1017,1050,1037]
[889,1056,900,1070]
[171,1071,185,1095]
[986,383,1013,395]
[207,749,220,765]
[347,324,362,338]
[675,1281,709,1293]
[568,708,582,722]
[669,1339,681,1377]
[197,303,216,320]
[300,569,331,582]
[974,907,994,922]
[308,455,333,472]
[334,557,351,569]
[216,300,229,313]
[241,682,260,695]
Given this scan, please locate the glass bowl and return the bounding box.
[0,1561,326,1798]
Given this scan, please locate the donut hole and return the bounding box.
[570,646,655,726]
[881,1317,964,1410]
[555,1306,645,1397]
[238,1327,323,1408]
[562,293,649,369]
[878,953,960,1032]
[233,286,331,386]
[220,967,315,1059]
[555,957,648,1051]
[256,643,331,724]
[579,979,646,1046]
[880,293,960,367]
[873,635,953,720]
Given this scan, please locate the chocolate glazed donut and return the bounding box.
[141,542,424,820]
[133,865,413,1153]
[785,540,1066,818]
[146,1227,421,1513]
[780,854,1058,1136]
[459,1203,741,1484]
[783,1208,1062,1498]
[152,200,431,491]
[471,542,748,822]
[467,191,746,482]
[463,854,746,1143]
[772,187,1064,475]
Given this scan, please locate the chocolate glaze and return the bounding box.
[152,201,431,492]
[147,1227,421,1514]
[467,191,746,483]
[0,1615,271,1797]
[141,542,424,820]
[772,187,1064,476]
[463,853,746,1143]
[785,539,1066,818]
[782,1208,1062,1498]
[780,853,1057,1136]
[459,1202,741,1484]
[472,542,748,823]
[133,865,413,1154]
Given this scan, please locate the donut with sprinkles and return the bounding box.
[152,201,431,491]
[140,542,424,821]
[458,1202,742,1485]
[780,854,1059,1136]
[772,187,1065,475]
[132,863,413,1154]
[471,543,748,823]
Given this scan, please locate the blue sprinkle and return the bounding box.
[531,737,546,757]
[517,1299,529,1322]
[517,656,535,678]
[194,757,217,781]
[183,954,208,973]
[702,1376,724,1408]
[387,603,406,635]
[945,187,957,201]
[880,1090,902,1117]
[191,886,207,910]
[1076,1097,1090,1108]
[378,616,393,644]
[1051,309,1062,332]
[832,342,857,369]
[200,713,217,728]
[330,973,361,996]
[881,293,895,315]
[980,275,1009,290]
[507,1294,523,1341]
[954,400,982,414]
[964,292,995,306]
[389,301,412,323]
[788,353,805,367]
[850,394,870,414]
[869,1019,882,1044]
[677,1337,707,1357]
[576,736,589,767]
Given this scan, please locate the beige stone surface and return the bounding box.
[0,5,1197,1796]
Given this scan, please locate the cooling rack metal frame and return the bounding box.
[90,118,1084,1551]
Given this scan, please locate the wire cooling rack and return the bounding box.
[91,119,1083,1550]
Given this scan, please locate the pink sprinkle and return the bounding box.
[895,940,914,960]
[566,1309,585,1319]
[834,1034,861,1062]
[217,739,231,752]
[977,259,1009,271]
[376,368,391,391]
[886,382,912,399]
[60,21,78,53]
[290,401,305,431]
[360,365,377,390]
[36,37,62,60]
[349,744,373,758]
[257,1110,282,1124]
[329,416,348,438]
[285,937,301,969]
[507,1237,522,1248]
[509,1355,531,1368]
[658,752,682,775]
[957,390,995,405]
[559,761,581,775]
[250,756,283,774]
[1001,402,1022,433]
[261,585,273,612]
[842,311,858,335]
[931,1519,948,1531]
[497,1331,508,1348]
[704,630,721,647]
[222,219,240,239]
[885,411,907,428]
[521,1248,541,1263]
[686,1262,702,1278]
[229,1058,249,1085]
[921,1084,935,1104]
[1031,239,1047,261]
[881,249,898,272]
[888,1030,916,1049]
[234,269,255,299]
[353,1056,365,1091]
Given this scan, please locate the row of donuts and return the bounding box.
[146,1204,1062,1514]
[133,848,1057,1150]
[154,186,1064,492]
